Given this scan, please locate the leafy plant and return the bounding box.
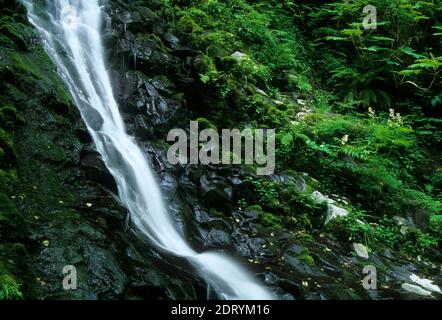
[244,176,279,209]
[0,275,23,300]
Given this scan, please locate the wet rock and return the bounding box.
[242,205,263,220]
[114,71,139,112]
[401,283,433,297]
[83,246,127,297]
[311,191,331,204]
[410,274,441,294]
[80,150,118,194]
[199,174,232,215]
[293,176,306,193]
[311,252,343,278]
[325,204,349,225]
[264,272,299,300]
[134,114,153,139]
[83,108,104,131]
[283,254,324,279]
[404,200,430,229]
[134,47,180,76]
[204,229,232,249]
[151,75,176,97]
[75,122,92,144]
[164,32,180,50]
[352,243,369,259]
[269,173,295,186]
[124,75,181,127]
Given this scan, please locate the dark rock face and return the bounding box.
[14,68,204,299]
[80,148,118,194]
[1,0,209,300]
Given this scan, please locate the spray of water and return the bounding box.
[22,0,273,300]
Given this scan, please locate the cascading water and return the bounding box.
[22,0,273,300]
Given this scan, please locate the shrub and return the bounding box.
[429,215,442,237]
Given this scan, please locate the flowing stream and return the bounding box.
[22,0,273,300]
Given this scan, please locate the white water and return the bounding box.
[22,0,273,300]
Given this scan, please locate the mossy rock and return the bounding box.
[298,253,315,267]
[259,211,282,229]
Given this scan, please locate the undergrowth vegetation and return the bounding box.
[159,0,442,261]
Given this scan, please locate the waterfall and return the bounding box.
[22,0,273,300]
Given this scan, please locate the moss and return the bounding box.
[136,33,168,52]
[0,18,31,50]
[195,117,217,130]
[0,243,34,300]
[0,128,16,166]
[0,168,16,193]
[0,47,70,109]
[259,211,282,229]
[0,105,18,131]
[0,6,72,300]
[245,204,262,212]
[298,252,315,267]
[0,274,23,300]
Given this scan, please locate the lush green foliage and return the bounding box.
[161,0,442,261]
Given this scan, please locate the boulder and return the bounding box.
[325,204,349,225]
[401,283,432,297]
[204,229,233,249]
[80,150,118,193]
[352,243,369,259]
[200,174,232,215]
[231,51,248,63]
[410,274,441,294]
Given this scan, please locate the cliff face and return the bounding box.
[1,0,441,300]
[1,0,202,300]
